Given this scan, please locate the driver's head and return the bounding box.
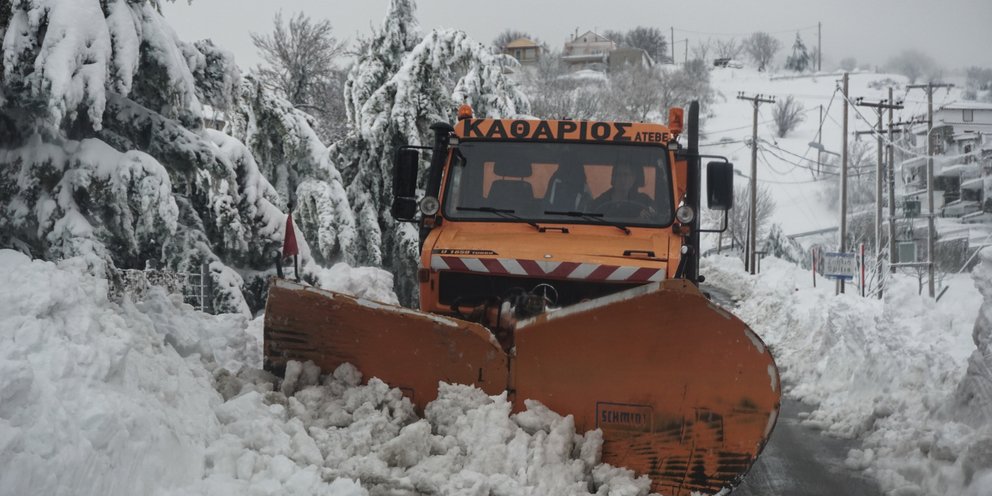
[611,164,643,192]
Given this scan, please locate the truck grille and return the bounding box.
[438,271,643,307]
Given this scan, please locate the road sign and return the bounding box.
[822,252,857,280]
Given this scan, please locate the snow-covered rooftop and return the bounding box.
[939,100,992,111]
[961,177,985,190]
[937,163,978,176]
[505,38,540,49]
[952,132,982,142]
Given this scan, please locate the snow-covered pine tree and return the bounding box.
[0,0,354,314]
[332,0,528,304]
[226,75,357,266]
[785,33,811,73]
[761,223,807,267]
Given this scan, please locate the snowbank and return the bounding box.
[0,250,220,496]
[0,251,651,496]
[701,254,991,496]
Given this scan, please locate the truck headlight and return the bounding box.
[420,196,440,215]
[676,205,695,224]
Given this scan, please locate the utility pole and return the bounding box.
[817,22,822,72]
[887,87,897,276]
[884,116,927,275]
[817,104,823,176]
[737,91,776,275]
[839,73,849,294]
[671,27,675,64]
[906,82,954,298]
[854,96,904,299]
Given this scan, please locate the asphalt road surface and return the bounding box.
[701,285,883,495]
[733,398,882,495]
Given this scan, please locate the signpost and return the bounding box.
[822,252,857,281]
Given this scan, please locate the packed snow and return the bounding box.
[0,250,656,496]
[701,254,992,496]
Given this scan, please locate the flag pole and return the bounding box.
[282,202,300,282]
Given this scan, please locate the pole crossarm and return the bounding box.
[736,92,777,105]
[853,98,905,111]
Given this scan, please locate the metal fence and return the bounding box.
[109,264,213,312]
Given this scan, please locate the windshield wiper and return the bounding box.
[457,206,541,231]
[543,210,631,235]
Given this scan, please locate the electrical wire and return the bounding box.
[673,25,819,37]
[756,148,828,225]
[758,143,842,175]
[838,91,983,162]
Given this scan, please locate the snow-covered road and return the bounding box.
[735,398,882,495]
[703,284,882,495]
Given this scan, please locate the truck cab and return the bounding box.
[393,104,733,338]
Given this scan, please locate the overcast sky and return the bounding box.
[162,0,992,71]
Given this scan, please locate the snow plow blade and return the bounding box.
[263,279,508,407]
[264,278,779,495]
[513,279,781,496]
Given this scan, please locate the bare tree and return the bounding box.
[492,29,538,50]
[525,53,713,123]
[822,140,876,209]
[523,53,605,120]
[715,38,744,60]
[707,182,776,254]
[691,39,712,64]
[886,49,941,84]
[602,30,626,46]
[839,57,858,72]
[744,32,782,72]
[772,95,805,137]
[605,67,663,122]
[964,66,992,101]
[622,26,669,63]
[251,12,348,141]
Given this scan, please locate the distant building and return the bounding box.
[934,101,992,135]
[562,30,615,72]
[901,101,992,221]
[502,38,543,66]
[607,47,654,72]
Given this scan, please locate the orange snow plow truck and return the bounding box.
[264,102,780,495]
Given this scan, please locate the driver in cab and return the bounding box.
[590,164,658,219]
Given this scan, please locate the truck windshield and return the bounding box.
[443,141,674,227]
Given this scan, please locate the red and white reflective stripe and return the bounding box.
[429,255,664,282]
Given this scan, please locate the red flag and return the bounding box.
[282,212,299,258]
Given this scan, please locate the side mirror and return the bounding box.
[391,149,420,221]
[706,161,734,211]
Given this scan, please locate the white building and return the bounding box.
[562,31,615,72]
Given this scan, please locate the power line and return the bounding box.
[756,148,829,227]
[673,24,819,37]
[839,91,980,162]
